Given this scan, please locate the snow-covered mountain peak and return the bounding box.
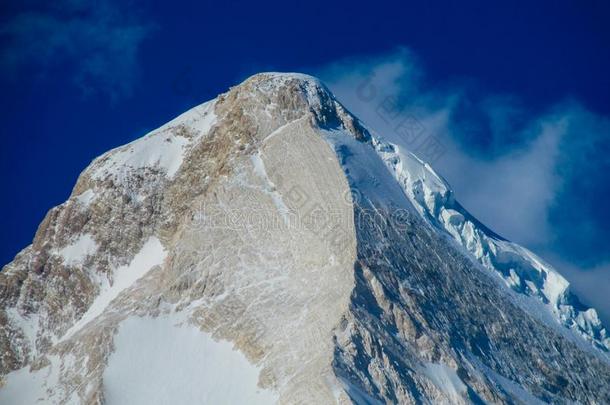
[1,72,609,404]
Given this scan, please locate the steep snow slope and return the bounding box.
[103,315,278,404]
[0,72,608,404]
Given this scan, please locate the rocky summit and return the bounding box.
[0,73,609,404]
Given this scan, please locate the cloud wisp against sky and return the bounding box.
[315,49,610,325]
[0,0,154,100]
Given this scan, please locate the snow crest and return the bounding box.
[91,100,217,183]
[371,135,610,352]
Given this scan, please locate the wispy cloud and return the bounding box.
[314,49,610,322]
[0,1,154,100]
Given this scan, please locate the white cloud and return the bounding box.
[0,1,154,100]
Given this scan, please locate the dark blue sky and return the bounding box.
[1,0,609,292]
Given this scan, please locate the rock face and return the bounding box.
[0,72,609,404]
